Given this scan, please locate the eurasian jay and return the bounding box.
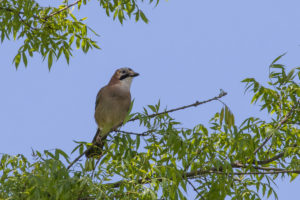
[85,67,139,157]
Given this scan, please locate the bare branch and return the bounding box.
[129,90,227,122]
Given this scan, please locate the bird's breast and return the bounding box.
[94,90,131,133]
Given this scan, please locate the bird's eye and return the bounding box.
[122,70,126,73]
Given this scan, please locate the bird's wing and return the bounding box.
[95,86,105,110]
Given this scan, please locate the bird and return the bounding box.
[85,67,139,158]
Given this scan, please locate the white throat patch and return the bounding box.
[119,77,133,91]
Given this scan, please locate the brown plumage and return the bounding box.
[85,68,139,158]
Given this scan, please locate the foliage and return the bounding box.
[0,55,299,199]
[0,0,156,69]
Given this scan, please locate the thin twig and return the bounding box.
[255,144,297,165]
[232,162,285,171]
[187,179,205,200]
[183,148,202,172]
[18,13,37,31]
[186,169,300,178]
[129,90,227,122]
[253,100,299,155]
[0,7,40,19]
[67,147,90,170]
[213,170,300,175]
[117,129,156,136]
[43,0,81,20]
[0,7,38,31]
[67,145,106,170]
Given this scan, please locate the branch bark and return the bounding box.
[116,129,156,136]
[129,90,227,122]
[105,167,300,188]
[255,144,297,165]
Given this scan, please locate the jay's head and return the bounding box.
[116,67,139,80]
[109,67,139,89]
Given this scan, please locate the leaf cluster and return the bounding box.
[0,0,157,69]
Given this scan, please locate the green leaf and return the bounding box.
[22,52,27,67]
[267,188,272,198]
[55,148,70,163]
[270,53,286,66]
[63,49,70,64]
[220,107,224,125]
[113,9,118,20]
[140,11,148,23]
[76,37,81,49]
[13,53,21,69]
[136,135,140,150]
[123,100,135,124]
[286,68,295,81]
[290,173,298,182]
[80,17,88,21]
[71,144,82,154]
[135,11,140,22]
[148,105,156,113]
[69,35,75,45]
[48,50,53,70]
[118,9,124,24]
[1,31,5,42]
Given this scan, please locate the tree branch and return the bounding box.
[67,147,90,170]
[232,162,285,171]
[187,179,204,200]
[105,160,299,188]
[255,144,297,165]
[0,7,40,19]
[43,0,82,20]
[116,129,156,136]
[187,170,300,177]
[17,13,37,31]
[0,6,39,31]
[129,90,227,122]
[105,167,300,188]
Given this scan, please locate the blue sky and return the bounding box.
[0,0,299,199]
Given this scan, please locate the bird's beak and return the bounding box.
[130,72,139,77]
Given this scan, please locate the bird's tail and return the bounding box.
[85,128,107,158]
